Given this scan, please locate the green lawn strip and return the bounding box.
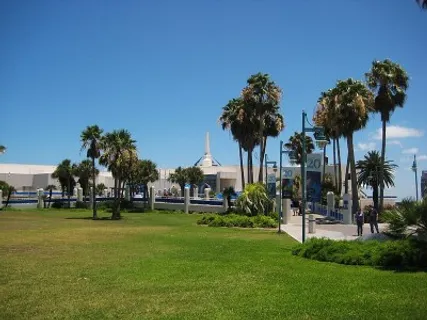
[1,211,426,319]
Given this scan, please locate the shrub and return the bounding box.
[51,201,68,209]
[75,201,90,209]
[197,214,277,229]
[235,183,273,216]
[383,198,427,238]
[292,237,427,270]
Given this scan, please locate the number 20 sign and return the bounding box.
[306,153,323,172]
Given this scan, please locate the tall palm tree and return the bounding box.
[365,59,409,212]
[99,129,137,219]
[81,125,103,219]
[417,0,427,9]
[51,159,76,208]
[241,73,283,182]
[356,151,397,211]
[219,98,246,189]
[74,159,99,200]
[45,184,57,208]
[284,132,315,165]
[315,90,344,194]
[332,79,374,216]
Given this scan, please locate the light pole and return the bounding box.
[264,154,278,216]
[278,141,297,233]
[301,110,328,243]
[412,154,419,201]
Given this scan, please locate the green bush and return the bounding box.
[235,183,273,216]
[51,201,68,209]
[292,237,427,270]
[75,201,90,209]
[197,214,277,229]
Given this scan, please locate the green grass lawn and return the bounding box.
[1,210,426,320]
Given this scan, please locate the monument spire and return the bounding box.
[205,132,211,155]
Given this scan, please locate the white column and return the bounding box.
[150,186,155,211]
[77,187,83,202]
[342,193,352,224]
[204,188,211,199]
[104,188,108,198]
[0,190,3,203]
[282,198,292,224]
[89,187,94,208]
[37,188,44,209]
[73,187,77,197]
[193,186,198,199]
[327,191,334,217]
[308,214,316,233]
[184,187,190,214]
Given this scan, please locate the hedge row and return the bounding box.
[197,214,277,229]
[292,237,427,270]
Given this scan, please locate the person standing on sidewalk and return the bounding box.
[355,208,364,236]
[369,205,380,234]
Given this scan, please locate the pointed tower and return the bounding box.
[194,132,221,167]
[202,132,213,167]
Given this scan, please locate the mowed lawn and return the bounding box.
[1,211,426,320]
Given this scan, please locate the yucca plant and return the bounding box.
[383,198,427,239]
[235,183,272,216]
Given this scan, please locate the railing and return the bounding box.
[311,202,344,222]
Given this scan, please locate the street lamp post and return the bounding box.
[278,141,297,233]
[264,154,278,217]
[412,154,419,201]
[301,110,328,243]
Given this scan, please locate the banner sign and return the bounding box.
[281,178,293,199]
[306,153,323,173]
[267,173,276,198]
[306,171,321,202]
[281,168,295,179]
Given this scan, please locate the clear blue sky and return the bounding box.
[1,0,426,200]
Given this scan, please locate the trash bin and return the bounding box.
[308,214,316,234]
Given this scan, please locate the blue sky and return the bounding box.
[1,0,426,200]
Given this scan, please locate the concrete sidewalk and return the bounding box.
[281,215,388,242]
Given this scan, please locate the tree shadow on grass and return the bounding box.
[65,217,117,221]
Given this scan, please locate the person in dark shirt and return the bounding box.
[355,208,364,236]
[369,205,379,233]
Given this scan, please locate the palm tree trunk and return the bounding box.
[373,184,379,211]
[258,136,267,183]
[49,189,53,208]
[322,144,327,184]
[5,188,12,207]
[248,150,254,183]
[379,119,386,212]
[239,143,245,190]
[347,134,359,216]
[92,157,97,219]
[333,138,337,188]
[344,155,350,194]
[258,121,265,183]
[337,138,342,195]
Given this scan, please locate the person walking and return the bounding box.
[369,205,380,234]
[355,208,364,237]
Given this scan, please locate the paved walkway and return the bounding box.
[281,214,388,242]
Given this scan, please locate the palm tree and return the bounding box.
[219,98,246,189]
[51,159,76,208]
[0,145,5,155]
[332,79,374,216]
[356,151,397,211]
[365,59,409,212]
[45,184,57,208]
[81,125,103,219]
[284,132,315,165]
[417,0,427,9]
[99,129,137,219]
[241,73,283,182]
[129,159,160,198]
[168,166,188,196]
[96,183,107,196]
[315,90,344,194]
[74,160,99,200]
